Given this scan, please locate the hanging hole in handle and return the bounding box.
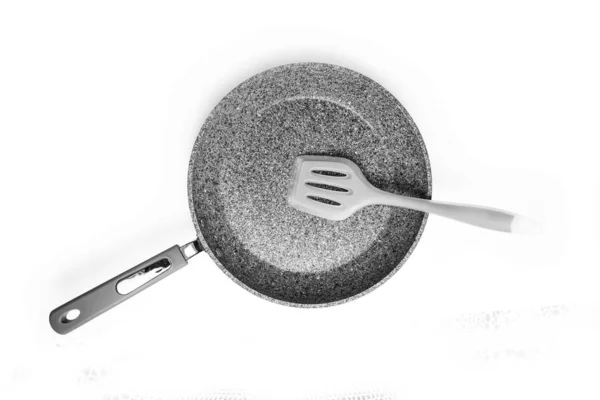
[61,309,81,323]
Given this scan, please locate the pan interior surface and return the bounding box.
[189,63,431,306]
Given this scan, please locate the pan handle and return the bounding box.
[49,239,202,335]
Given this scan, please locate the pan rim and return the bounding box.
[187,61,432,307]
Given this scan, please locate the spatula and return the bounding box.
[287,155,538,233]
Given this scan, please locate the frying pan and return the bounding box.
[49,62,431,334]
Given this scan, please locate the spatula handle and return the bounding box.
[377,192,537,233]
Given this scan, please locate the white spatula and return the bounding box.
[287,155,538,233]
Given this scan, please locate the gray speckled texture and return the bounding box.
[188,63,431,306]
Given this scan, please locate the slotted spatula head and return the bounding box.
[287,155,376,221]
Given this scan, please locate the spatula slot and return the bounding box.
[305,182,349,192]
[311,169,347,178]
[307,195,342,206]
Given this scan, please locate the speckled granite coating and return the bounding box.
[188,63,431,306]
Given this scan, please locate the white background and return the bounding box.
[1,1,599,399]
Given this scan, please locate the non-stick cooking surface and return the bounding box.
[188,63,431,306]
